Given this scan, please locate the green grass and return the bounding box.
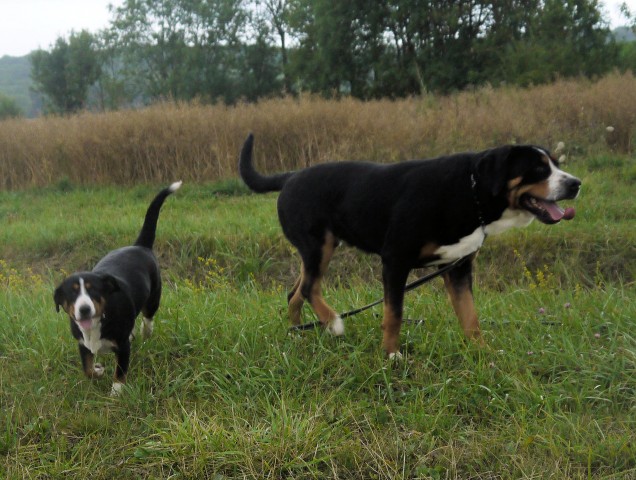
[1,154,635,478]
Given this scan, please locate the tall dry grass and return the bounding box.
[0,72,634,189]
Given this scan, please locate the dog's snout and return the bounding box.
[78,304,92,318]
[566,176,581,198]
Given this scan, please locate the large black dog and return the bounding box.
[239,134,580,357]
[54,182,181,395]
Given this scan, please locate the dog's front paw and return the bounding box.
[110,382,125,397]
[388,351,403,362]
[326,316,345,336]
[92,363,105,377]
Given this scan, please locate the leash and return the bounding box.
[288,255,469,332]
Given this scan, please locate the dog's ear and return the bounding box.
[53,285,64,313]
[476,146,512,197]
[100,274,121,294]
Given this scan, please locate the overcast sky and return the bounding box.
[0,0,634,58]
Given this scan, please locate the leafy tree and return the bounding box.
[24,0,622,111]
[30,30,102,113]
[279,0,617,97]
[617,42,636,72]
[252,0,293,93]
[286,0,387,97]
[0,93,22,120]
[497,0,617,86]
[106,0,251,103]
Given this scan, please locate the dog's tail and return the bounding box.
[239,133,294,193]
[134,181,182,249]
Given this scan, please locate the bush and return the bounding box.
[0,94,22,120]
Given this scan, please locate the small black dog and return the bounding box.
[54,181,181,395]
[239,134,580,358]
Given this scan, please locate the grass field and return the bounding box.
[1,73,636,190]
[0,146,635,479]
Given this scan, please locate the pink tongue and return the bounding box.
[540,200,566,221]
[79,319,92,329]
[563,207,575,220]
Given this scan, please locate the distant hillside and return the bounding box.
[0,55,41,117]
[613,26,636,42]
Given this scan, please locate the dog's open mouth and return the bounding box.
[76,318,94,330]
[520,194,575,224]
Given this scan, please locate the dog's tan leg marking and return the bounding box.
[307,233,343,334]
[381,299,402,356]
[442,273,483,343]
[288,267,305,326]
[83,352,104,379]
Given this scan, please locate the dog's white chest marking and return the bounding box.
[433,228,485,262]
[433,208,534,263]
[80,323,115,355]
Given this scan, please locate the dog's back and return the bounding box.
[93,246,159,314]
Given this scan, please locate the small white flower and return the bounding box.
[558,155,567,164]
[606,126,615,133]
[555,141,565,153]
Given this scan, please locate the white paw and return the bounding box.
[110,382,124,397]
[93,363,105,377]
[388,351,403,362]
[141,317,154,340]
[326,316,345,336]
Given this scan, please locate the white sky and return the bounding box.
[0,0,634,58]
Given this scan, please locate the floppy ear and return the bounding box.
[53,285,65,313]
[476,146,512,197]
[100,274,121,294]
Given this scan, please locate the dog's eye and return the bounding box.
[72,283,79,290]
[85,282,91,289]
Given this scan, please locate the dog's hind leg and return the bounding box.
[287,269,305,325]
[297,232,343,335]
[442,256,483,343]
[140,316,154,340]
[140,286,161,340]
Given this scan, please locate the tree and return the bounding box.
[286,0,384,97]
[0,93,22,120]
[30,30,102,113]
[251,0,293,93]
[280,0,617,97]
[105,0,252,103]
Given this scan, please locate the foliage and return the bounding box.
[0,56,34,116]
[25,0,624,111]
[618,41,636,72]
[102,0,272,105]
[278,0,617,97]
[0,93,21,120]
[30,31,102,113]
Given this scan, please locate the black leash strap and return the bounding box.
[289,255,469,332]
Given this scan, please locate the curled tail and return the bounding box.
[134,181,182,249]
[239,134,294,193]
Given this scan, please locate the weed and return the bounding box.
[1,73,636,189]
